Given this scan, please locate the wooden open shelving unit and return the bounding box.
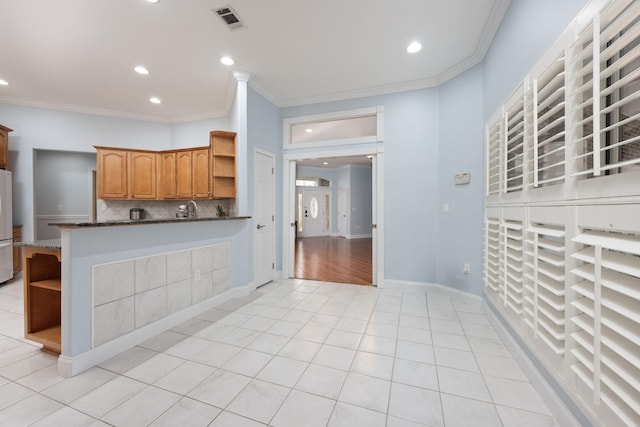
[23,247,61,354]
[210,130,236,198]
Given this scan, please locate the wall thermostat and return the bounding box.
[454,172,470,185]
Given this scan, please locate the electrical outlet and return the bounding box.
[463,263,470,274]
[194,269,201,281]
[444,203,449,214]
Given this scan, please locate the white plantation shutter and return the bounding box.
[570,0,640,178]
[484,217,502,294]
[571,229,640,425]
[504,89,526,192]
[485,2,640,426]
[524,224,566,355]
[598,0,640,175]
[503,220,524,314]
[486,119,503,196]
[569,20,597,178]
[533,53,566,187]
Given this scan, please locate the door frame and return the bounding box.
[253,148,276,288]
[282,145,384,286]
[337,187,348,237]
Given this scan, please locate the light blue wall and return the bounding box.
[349,165,372,237]
[436,65,485,295]
[170,117,231,149]
[483,0,589,119]
[0,103,170,240]
[34,150,96,216]
[247,87,283,270]
[1,0,592,291]
[282,88,440,284]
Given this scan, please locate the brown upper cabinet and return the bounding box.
[96,148,157,200]
[175,148,211,200]
[192,148,212,199]
[158,152,177,199]
[95,130,236,201]
[0,124,13,170]
[175,150,193,199]
[97,148,128,199]
[128,150,157,199]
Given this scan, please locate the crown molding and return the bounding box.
[0,94,233,124]
[277,76,440,108]
[0,95,174,123]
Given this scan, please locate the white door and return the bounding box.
[254,150,275,287]
[300,188,331,237]
[337,187,348,237]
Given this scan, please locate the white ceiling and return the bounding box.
[0,0,510,123]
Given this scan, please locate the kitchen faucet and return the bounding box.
[187,200,198,218]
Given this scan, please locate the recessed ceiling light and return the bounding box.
[134,66,149,75]
[220,56,235,66]
[323,162,329,165]
[407,41,422,53]
[145,0,159,3]
[305,128,313,133]
[149,97,162,104]
[0,79,8,86]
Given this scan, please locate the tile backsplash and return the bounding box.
[97,199,235,221]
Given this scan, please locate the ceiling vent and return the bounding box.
[213,5,245,31]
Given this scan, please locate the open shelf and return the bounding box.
[26,326,61,354]
[210,131,236,198]
[23,247,62,355]
[30,279,61,292]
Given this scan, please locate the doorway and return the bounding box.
[289,155,377,285]
[282,106,384,287]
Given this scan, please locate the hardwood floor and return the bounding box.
[294,237,372,286]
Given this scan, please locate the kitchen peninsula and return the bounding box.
[23,215,251,377]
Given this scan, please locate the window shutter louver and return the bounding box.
[571,0,640,179]
[569,21,598,178]
[505,89,526,193]
[503,220,524,314]
[486,119,503,196]
[533,54,567,187]
[484,217,502,294]
[571,228,640,425]
[524,224,566,355]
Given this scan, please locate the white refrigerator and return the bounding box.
[0,170,12,283]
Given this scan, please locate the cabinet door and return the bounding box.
[129,151,157,199]
[97,149,128,199]
[176,151,192,199]
[0,129,8,170]
[192,149,211,199]
[158,152,176,199]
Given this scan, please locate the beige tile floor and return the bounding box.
[0,273,561,426]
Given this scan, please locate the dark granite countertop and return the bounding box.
[49,216,251,228]
[15,239,62,250]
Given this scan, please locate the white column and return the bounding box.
[232,70,250,216]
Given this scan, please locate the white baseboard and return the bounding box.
[58,286,249,377]
[346,233,372,239]
[382,279,482,304]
